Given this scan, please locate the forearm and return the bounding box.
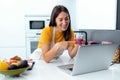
[43,43,60,63]
[68,44,80,58]
[43,41,69,63]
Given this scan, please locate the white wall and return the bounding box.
[76,0,117,30]
[0,0,25,47]
[0,0,26,59]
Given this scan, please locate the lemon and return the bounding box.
[0,60,9,70]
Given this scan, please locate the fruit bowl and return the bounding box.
[0,67,28,76]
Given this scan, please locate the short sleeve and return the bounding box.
[37,27,53,48]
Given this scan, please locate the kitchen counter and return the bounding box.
[0,50,120,80]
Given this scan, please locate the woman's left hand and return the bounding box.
[74,38,85,45]
[56,41,70,50]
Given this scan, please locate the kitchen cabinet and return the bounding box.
[76,0,116,30]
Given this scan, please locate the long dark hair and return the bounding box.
[49,5,71,41]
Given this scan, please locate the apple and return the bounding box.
[7,60,17,65]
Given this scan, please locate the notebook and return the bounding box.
[58,44,119,76]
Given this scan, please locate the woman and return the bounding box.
[32,5,82,63]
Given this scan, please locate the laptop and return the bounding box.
[58,44,119,76]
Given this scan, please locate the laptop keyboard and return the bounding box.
[58,64,74,71]
[68,68,73,71]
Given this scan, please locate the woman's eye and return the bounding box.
[65,18,69,21]
[58,17,69,22]
[59,19,63,21]
[65,17,69,21]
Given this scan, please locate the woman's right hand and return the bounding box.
[56,41,69,50]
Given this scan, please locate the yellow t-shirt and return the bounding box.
[37,26,75,48]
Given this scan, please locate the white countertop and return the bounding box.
[0,50,120,80]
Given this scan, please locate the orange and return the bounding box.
[0,60,9,70]
[11,62,19,66]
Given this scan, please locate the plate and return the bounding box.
[0,67,28,76]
